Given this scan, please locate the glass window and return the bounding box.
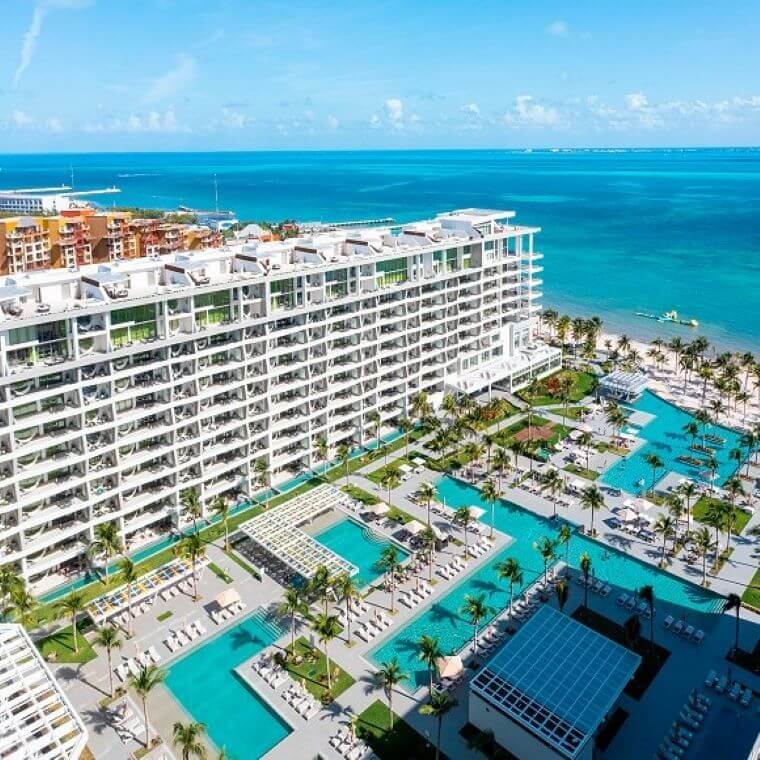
[376,257,408,286]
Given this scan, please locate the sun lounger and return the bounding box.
[678,711,699,731]
[355,626,370,642]
[115,663,130,682]
[692,629,704,644]
[672,620,684,635]
[740,688,752,707]
[184,625,198,641]
[704,670,718,687]
[617,593,628,607]
[127,659,141,677]
[716,675,727,694]
[682,625,694,639]
[164,636,179,652]
[193,620,207,636]
[663,615,674,629]
[137,651,151,667]
[626,597,637,611]
[147,646,162,664]
[729,682,741,700]
[175,630,189,647]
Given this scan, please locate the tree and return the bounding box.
[313,436,328,477]
[417,634,443,694]
[89,521,123,584]
[276,585,306,652]
[181,489,203,533]
[678,481,698,534]
[454,505,474,558]
[554,579,569,614]
[723,477,745,550]
[4,587,37,628]
[481,478,500,539]
[580,485,604,536]
[579,552,592,609]
[309,565,333,615]
[399,416,413,456]
[623,614,641,648]
[495,557,523,629]
[541,468,564,518]
[606,405,626,444]
[461,593,492,664]
[335,573,360,646]
[367,410,382,461]
[417,481,436,527]
[492,447,511,492]
[420,527,436,582]
[420,689,457,760]
[534,536,556,587]
[94,625,122,698]
[558,372,574,422]
[211,496,230,551]
[411,391,432,427]
[684,420,699,448]
[380,467,401,508]
[0,565,23,606]
[693,527,715,585]
[703,503,723,560]
[644,452,664,494]
[638,585,655,649]
[375,658,408,729]
[176,533,205,601]
[653,515,675,566]
[557,523,572,563]
[379,545,401,612]
[254,459,270,508]
[57,592,84,654]
[337,444,351,487]
[172,721,207,760]
[120,557,139,636]
[311,613,341,691]
[578,431,593,471]
[130,664,166,748]
[725,593,742,655]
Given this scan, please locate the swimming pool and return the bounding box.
[601,390,744,494]
[369,476,724,689]
[315,518,410,587]
[165,609,291,758]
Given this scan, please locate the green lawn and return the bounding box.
[559,406,589,420]
[342,484,380,506]
[495,416,571,451]
[517,369,597,406]
[157,610,173,623]
[208,562,233,583]
[741,567,760,609]
[564,463,599,481]
[692,496,751,535]
[37,620,97,664]
[281,638,355,703]
[357,699,438,760]
[368,455,417,485]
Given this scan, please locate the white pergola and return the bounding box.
[0,624,88,759]
[599,370,648,402]
[239,484,357,579]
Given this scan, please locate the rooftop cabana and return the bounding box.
[599,370,648,402]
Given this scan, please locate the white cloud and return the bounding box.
[459,102,482,130]
[84,107,186,134]
[216,107,253,129]
[13,0,90,88]
[368,113,382,129]
[625,92,648,111]
[327,115,339,130]
[504,95,560,127]
[46,116,63,132]
[143,54,197,104]
[545,20,569,38]
[384,98,404,127]
[12,110,34,127]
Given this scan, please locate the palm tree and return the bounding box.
[181,488,202,533]
[605,402,626,444]
[693,527,715,585]
[337,444,351,487]
[367,409,382,457]
[94,625,122,698]
[313,435,328,477]
[723,476,745,550]
[453,505,474,558]
[130,664,166,748]
[172,721,207,760]
[638,585,655,649]
[703,502,723,560]
[411,391,432,427]
[653,514,675,566]
[420,527,436,582]
[311,613,341,692]
[558,372,574,422]
[0,565,23,606]
[417,634,443,694]
[380,467,401,507]
[309,565,333,615]
[580,485,604,536]
[678,481,698,533]
[277,585,306,652]
[541,468,564,518]
[4,587,37,628]
[419,689,457,760]
[417,481,436,527]
[495,557,523,629]
[578,431,593,471]
[492,447,510,492]
[644,452,664,494]
[57,592,84,654]
[683,420,699,448]
[176,533,205,601]
[120,557,139,636]
[725,593,742,655]
[335,573,360,645]
[254,459,270,508]
[579,552,592,609]
[461,593,491,664]
[398,416,413,456]
[534,536,556,587]
[554,578,569,614]
[89,521,123,584]
[211,496,231,551]
[557,522,572,563]
[481,478,500,539]
[375,658,408,729]
[379,545,401,612]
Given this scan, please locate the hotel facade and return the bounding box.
[0,208,560,592]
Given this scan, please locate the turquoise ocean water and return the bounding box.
[1,149,758,351]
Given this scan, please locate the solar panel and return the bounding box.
[470,606,640,759]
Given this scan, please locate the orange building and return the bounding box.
[43,214,93,269]
[88,211,137,262]
[0,217,52,274]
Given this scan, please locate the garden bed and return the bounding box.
[357,699,438,760]
[280,638,355,702]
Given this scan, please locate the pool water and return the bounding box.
[165,610,291,759]
[315,518,410,587]
[369,476,724,689]
[601,390,744,494]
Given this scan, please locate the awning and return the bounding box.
[215,588,241,609]
[570,479,587,492]
[412,457,427,467]
[619,507,639,523]
[468,506,486,520]
[399,464,413,474]
[406,520,425,536]
[371,503,390,516]
[436,655,464,679]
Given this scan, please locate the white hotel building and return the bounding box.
[0,208,561,593]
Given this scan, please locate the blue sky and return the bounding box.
[1,0,759,151]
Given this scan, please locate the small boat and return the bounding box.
[635,310,698,327]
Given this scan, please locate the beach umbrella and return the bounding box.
[436,655,464,679]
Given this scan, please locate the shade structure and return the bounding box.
[215,588,241,609]
[619,507,639,523]
[436,654,464,679]
[634,497,654,512]
[399,463,413,474]
[569,429,584,441]
[406,520,425,536]
[412,457,427,467]
[372,502,390,516]
[570,479,587,492]
[469,506,486,520]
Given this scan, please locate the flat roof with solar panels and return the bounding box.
[469,605,640,760]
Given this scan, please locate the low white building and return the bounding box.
[0,623,88,758]
[469,606,640,760]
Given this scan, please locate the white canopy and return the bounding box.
[469,506,486,520]
[619,507,639,523]
[399,463,413,473]
[412,457,427,466]
[569,429,584,441]
[570,479,587,492]
[215,588,241,609]
[436,654,464,679]
[406,520,425,536]
[372,502,390,516]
